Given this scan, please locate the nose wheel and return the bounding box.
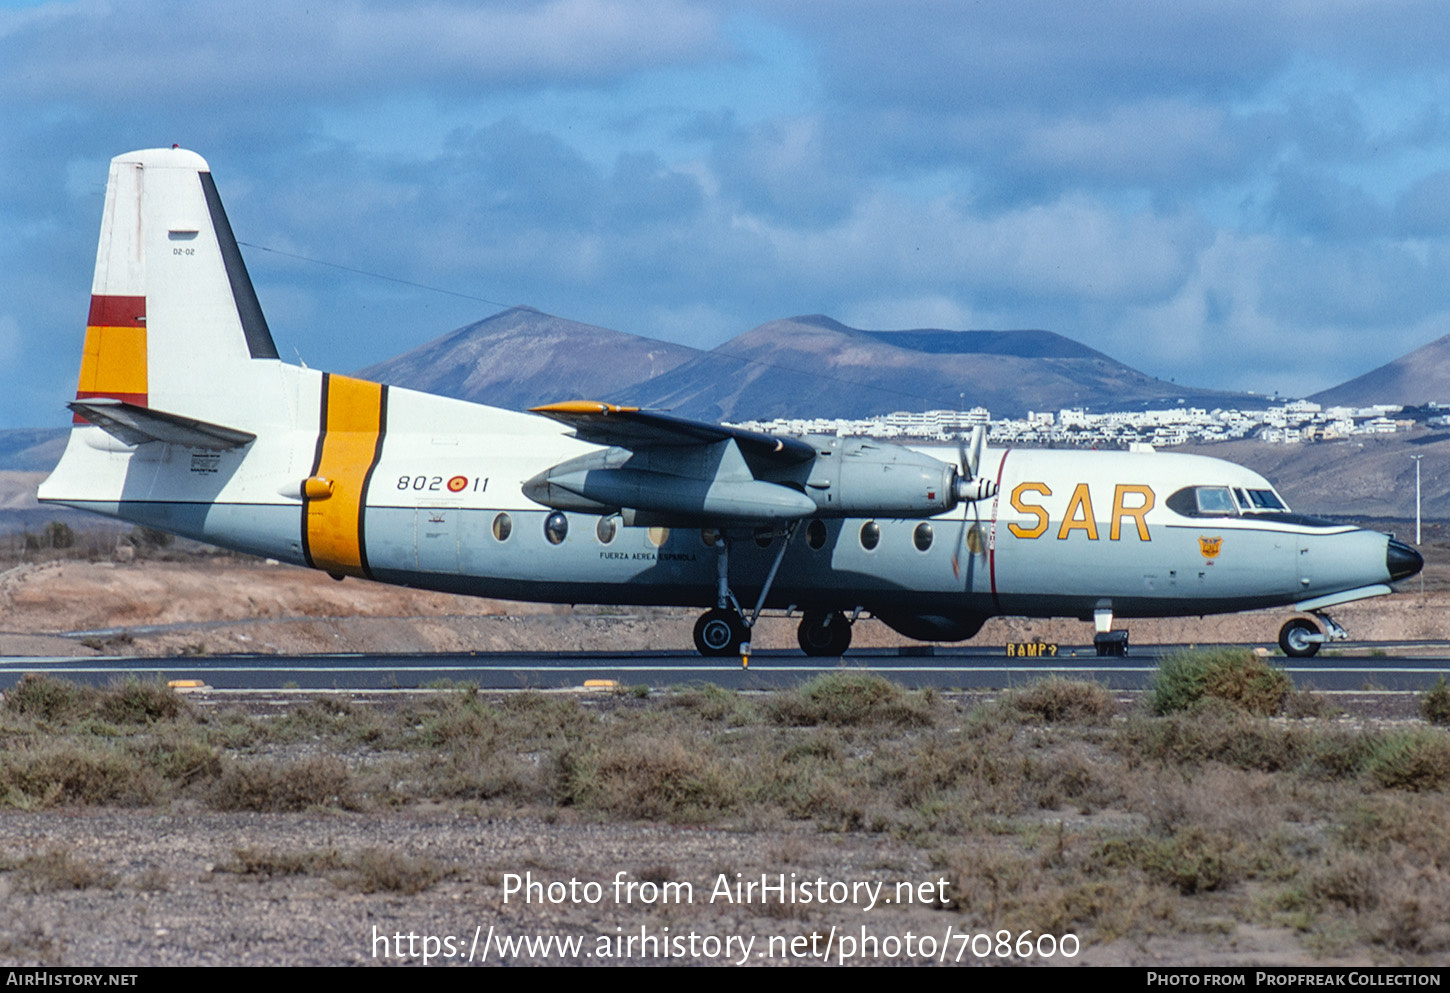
[1278,612,1347,658]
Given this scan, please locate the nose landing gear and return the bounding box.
[1277,612,1348,658]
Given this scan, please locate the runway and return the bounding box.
[2,644,1449,691]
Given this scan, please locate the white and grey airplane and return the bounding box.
[38,148,1424,660]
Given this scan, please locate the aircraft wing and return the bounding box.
[525,401,821,523]
[526,400,974,526]
[530,401,816,468]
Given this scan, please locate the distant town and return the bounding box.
[730,400,1450,448]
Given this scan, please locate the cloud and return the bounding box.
[0,0,725,108]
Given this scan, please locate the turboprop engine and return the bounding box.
[522,430,998,525]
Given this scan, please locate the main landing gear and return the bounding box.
[689,523,856,662]
[1277,612,1347,658]
[796,610,853,657]
[693,608,749,657]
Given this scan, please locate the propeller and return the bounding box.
[952,424,998,506]
[951,423,997,579]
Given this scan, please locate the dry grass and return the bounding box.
[5,670,1450,961]
[6,849,116,894]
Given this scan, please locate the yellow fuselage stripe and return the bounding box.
[305,374,385,577]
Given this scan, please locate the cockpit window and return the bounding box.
[1168,485,1291,519]
[1167,485,1237,518]
[1243,489,1287,512]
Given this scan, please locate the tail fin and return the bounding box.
[75,147,281,426]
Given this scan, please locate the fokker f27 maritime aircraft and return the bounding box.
[39,148,1424,660]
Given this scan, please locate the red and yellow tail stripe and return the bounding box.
[302,373,388,579]
[74,294,147,421]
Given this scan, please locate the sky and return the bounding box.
[6,0,1450,428]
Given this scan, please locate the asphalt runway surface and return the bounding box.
[2,644,1449,692]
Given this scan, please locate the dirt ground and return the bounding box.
[1,551,1447,659]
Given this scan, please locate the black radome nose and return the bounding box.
[1387,538,1424,582]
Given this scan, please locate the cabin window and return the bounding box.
[913,522,933,552]
[492,512,512,542]
[806,519,827,550]
[754,527,774,548]
[700,527,721,547]
[545,512,568,545]
[860,520,880,550]
[596,515,617,545]
[648,526,670,547]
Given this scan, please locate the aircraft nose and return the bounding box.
[1387,538,1424,582]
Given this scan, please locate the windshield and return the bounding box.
[1168,485,1290,518]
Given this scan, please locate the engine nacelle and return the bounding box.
[802,437,989,518]
[522,435,997,525]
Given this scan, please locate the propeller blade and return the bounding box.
[967,424,985,479]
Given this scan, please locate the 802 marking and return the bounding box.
[396,475,488,493]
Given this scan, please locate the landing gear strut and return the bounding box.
[1278,612,1347,658]
[694,523,800,663]
[797,610,852,656]
[1092,606,1128,657]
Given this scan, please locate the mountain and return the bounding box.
[0,427,68,472]
[615,315,1249,421]
[1311,333,1450,408]
[356,306,702,410]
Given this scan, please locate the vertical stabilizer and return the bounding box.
[75,147,283,426]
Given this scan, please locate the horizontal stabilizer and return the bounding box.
[68,398,256,451]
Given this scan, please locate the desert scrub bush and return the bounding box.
[398,746,541,803]
[0,743,164,808]
[97,678,188,725]
[1094,826,1243,895]
[551,737,742,823]
[935,846,1173,938]
[766,671,934,727]
[665,684,760,726]
[215,846,344,877]
[207,756,357,812]
[1116,706,1304,773]
[2,674,100,724]
[1364,727,1450,792]
[489,691,595,746]
[335,848,442,894]
[2,675,190,727]
[6,849,115,894]
[1006,678,1116,724]
[1422,676,1450,726]
[1338,795,1450,861]
[127,728,222,786]
[1149,648,1290,716]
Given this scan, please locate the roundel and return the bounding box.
[447,475,468,493]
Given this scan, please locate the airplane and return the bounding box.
[38,147,1424,662]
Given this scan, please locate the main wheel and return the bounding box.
[797,610,852,656]
[694,608,748,657]
[1278,617,1321,658]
